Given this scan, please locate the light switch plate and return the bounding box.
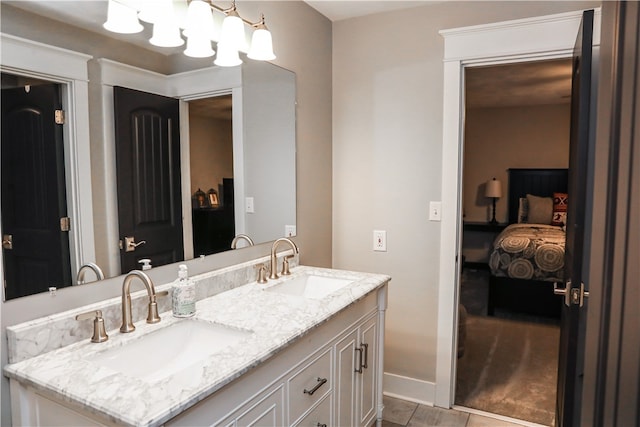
[246,197,255,213]
[429,201,442,221]
[373,230,387,252]
[285,225,297,237]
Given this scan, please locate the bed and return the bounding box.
[487,168,568,318]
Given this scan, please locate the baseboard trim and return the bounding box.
[383,372,436,406]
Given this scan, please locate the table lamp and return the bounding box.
[485,178,502,225]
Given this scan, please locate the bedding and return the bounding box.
[489,223,565,282]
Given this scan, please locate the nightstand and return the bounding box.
[462,222,508,270]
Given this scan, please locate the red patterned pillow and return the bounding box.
[552,192,568,226]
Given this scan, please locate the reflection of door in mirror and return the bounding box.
[1,73,72,299]
[113,86,184,273]
[188,95,236,256]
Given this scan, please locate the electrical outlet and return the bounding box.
[285,225,297,237]
[373,230,387,252]
[245,197,254,213]
[429,201,442,221]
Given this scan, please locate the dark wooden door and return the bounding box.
[1,81,71,299]
[555,9,594,427]
[113,86,184,273]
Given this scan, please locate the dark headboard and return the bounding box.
[508,168,568,224]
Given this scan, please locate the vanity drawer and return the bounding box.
[293,393,332,427]
[288,348,332,424]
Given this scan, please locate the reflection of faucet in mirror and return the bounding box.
[231,234,255,249]
[120,270,162,333]
[76,263,105,285]
[269,238,299,280]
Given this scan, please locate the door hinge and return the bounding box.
[60,217,71,232]
[55,109,65,124]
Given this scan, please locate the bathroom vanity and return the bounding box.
[4,262,389,427]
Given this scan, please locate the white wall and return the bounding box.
[332,0,600,402]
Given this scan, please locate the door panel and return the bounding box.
[1,82,71,299]
[555,9,594,427]
[113,86,183,273]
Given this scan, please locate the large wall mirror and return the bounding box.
[1,30,296,300]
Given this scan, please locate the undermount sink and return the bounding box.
[265,274,354,299]
[92,320,252,383]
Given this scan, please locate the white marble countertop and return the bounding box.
[4,265,390,426]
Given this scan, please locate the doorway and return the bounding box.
[455,59,572,425]
[188,95,237,256]
[435,7,601,417]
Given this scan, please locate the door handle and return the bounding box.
[122,236,146,252]
[2,234,12,250]
[554,281,589,307]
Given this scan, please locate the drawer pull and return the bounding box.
[362,343,369,369]
[316,424,327,427]
[355,347,363,373]
[303,377,327,396]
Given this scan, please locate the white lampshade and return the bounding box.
[485,178,502,198]
[184,34,215,58]
[103,0,143,34]
[248,28,275,60]
[220,13,247,51]
[214,42,242,67]
[150,19,184,47]
[183,0,215,39]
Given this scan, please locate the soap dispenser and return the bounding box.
[172,264,196,318]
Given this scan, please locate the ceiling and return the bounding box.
[4,1,573,108]
[304,1,433,22]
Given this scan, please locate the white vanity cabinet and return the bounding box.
[7,280,388,427]
[169,286,386,427]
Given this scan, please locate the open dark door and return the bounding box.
[113,86,184,273]
[1,78,72,299]
[555,9,594,427]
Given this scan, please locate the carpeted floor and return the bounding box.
[456,269,560,426]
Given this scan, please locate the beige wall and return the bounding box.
[0,3,331,424]
[463,104,571,224]
[189,115,234,196]
[332,0,599,393]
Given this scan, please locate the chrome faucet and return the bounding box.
[120,270,161,333]
[231,234,255,249]
[76,262,105,284]
[269,237,299,280]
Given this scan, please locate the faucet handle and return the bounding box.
[75,310,109,343]
[256,264,268,284]
[147,290,168,324]
[281,255,294,276]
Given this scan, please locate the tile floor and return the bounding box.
[382,396,530,427]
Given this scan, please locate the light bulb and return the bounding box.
[248,28,275,60]
[220,13,246,51]
[184,34,215,58]
[103,0,143,34]
[150,20,185,47]
[214,42,242,67]
[184,0,215,40]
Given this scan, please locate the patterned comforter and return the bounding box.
[489,224,565,282]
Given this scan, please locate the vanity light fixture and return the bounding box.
[103,0,276,66]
